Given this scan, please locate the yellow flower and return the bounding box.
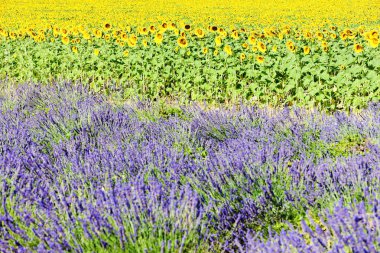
[369,30,378,39]
[94,29,102,38]
[248,35,256,45]
[215,36,222,46]
[340,32,347,40]
[369,38,379,48]
[257,41,266,53]
[184,24,191,31]
[231,31,239,40]
[223,45,233,55]
[194,28,205,38]
[303,46,311,55]
[316,32,324,40]
[213,49,219,56]
[142,39,148,48]
[256,55,265,64]
[240,53,246,61]
[71,46,78,54]
[286,41,296,52]
[123,50,129,57]
[93,49,100,56]
[154,33,164,44]
[104,23,112,31]
[139,27,149,35]
[177,36,188,48]
[61,36,69,45]
[202,47,208,54]
[242,42,249,49]
[210,26,218,32]
[272,45,278,52]
[353,43,363,53]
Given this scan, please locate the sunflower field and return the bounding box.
[0,0,380,252]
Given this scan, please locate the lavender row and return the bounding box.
[0,82,379,252]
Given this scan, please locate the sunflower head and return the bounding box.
[369,38,379,48]
[104,23,112,31]
[93,49,100,56]
[303,46,311,55]
[256,55,264,64]
[202,47,208,54]
[177,37,188,48]
[215,36,222,46]
[195,28,204,38]
[223,45,233,56]
[123,50,129,57]
[184,24,191,31]
[353,43,363,53]
[154,33,164,44]
[61,36,70,45]
[257,41,266,53]
[240,53,246,61]
[71,46,78,54]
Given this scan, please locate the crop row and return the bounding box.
[1,25,379,110]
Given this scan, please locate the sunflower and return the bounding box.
[369,38,379,48]
[223,45,233,56]
[154,33,163,44]
[340,32,347,40]
[121,33,128,41]
[139,27,149,35]
[240,53,246,61]
[321,41,328,47]
[149,25,156,33]
[184,24,191,31]
[303,46,311,55]
[94,29,102,38]
[272,45,278,52]
[303,31,312,39]
[316,32,323,40]
[71,46,78,54]
[123,50,129,57]
[231,31,239,40]
[353,43,363,53]
[61,36,69,45]
[194,28,205,38]
[322,46,328,52]
[215,36,222,46]
[82,32,91,40]
[248,35,256,45]
[104,34,110,41]
[256,55,264,64]
[202,47,208,54]
[161,22,168,31]
[286,41,296,52]
[177,37,188,48]
[370,30,378,39]
[213,49,219,56]
[211,26,218,32]
[330,33,337,39]
[242,42,249,49]
[142,39,148,48]
[104,23,112,31]
[93,49,100,56]
[257,41,266,53]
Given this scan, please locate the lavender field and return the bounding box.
[0,83,379,252]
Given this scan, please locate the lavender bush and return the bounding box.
[0,82,379,252]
